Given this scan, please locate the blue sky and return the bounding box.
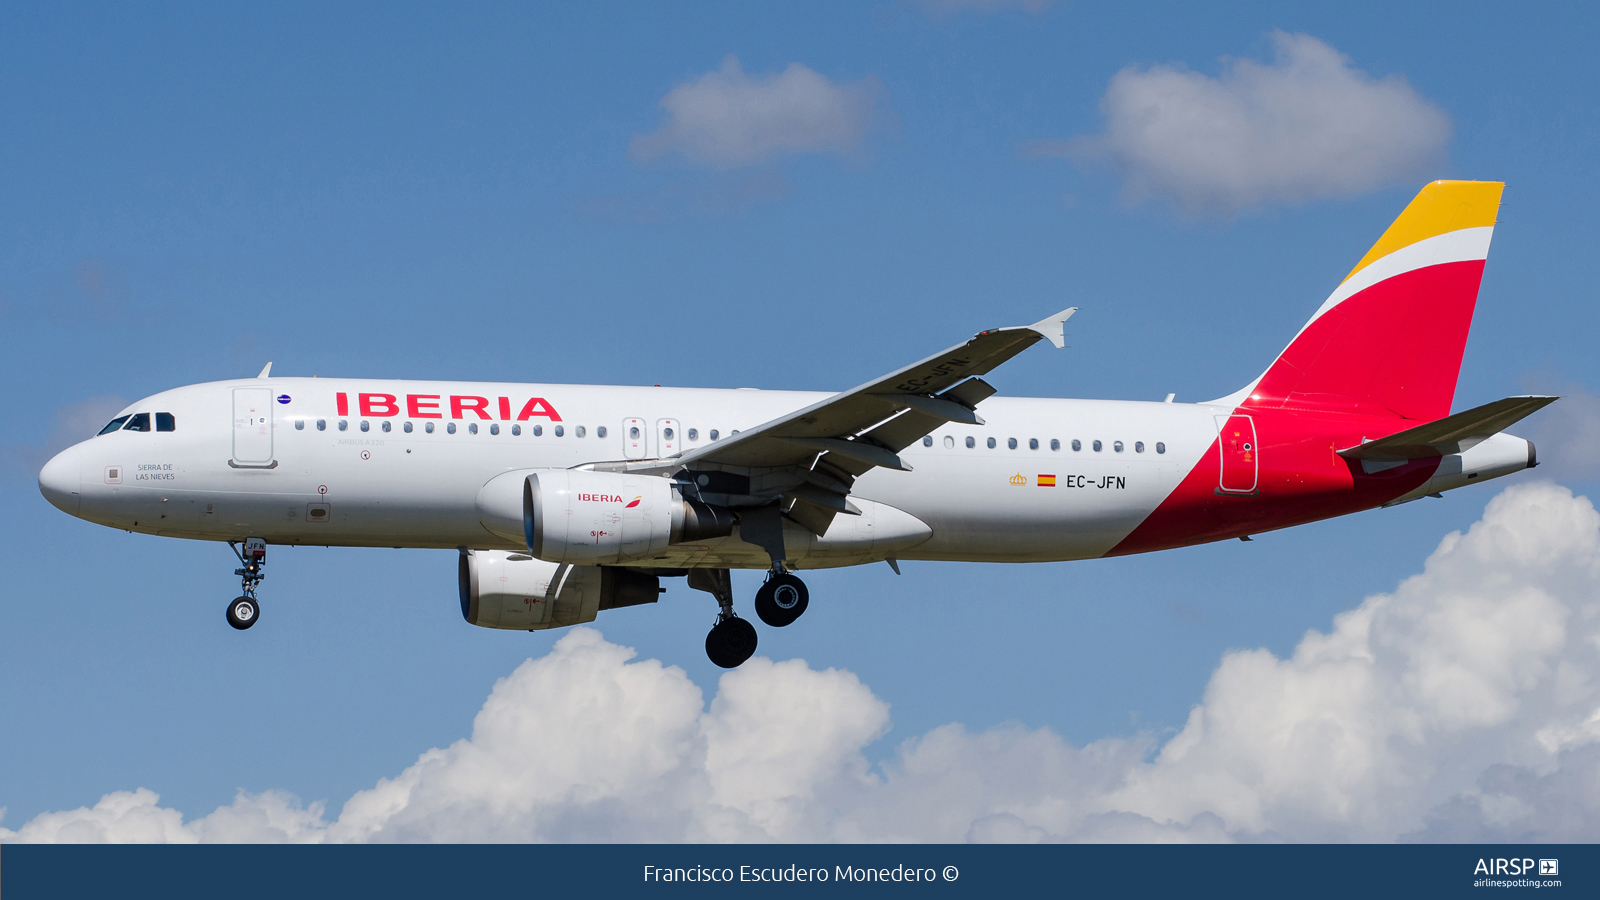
[4,1,1600,841]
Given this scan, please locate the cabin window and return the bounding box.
[157,413,176,432]
[316,419,326,431]
[1007,437,1017,450]
[944,435,955,449]
[554,425,564,437]
[630,426,641,439]
[381,421,391,433]
[687,428,698,441]
[986,437,996,449]
[1114,441,1123,453]
[923,436,933,447]
[98,416,130,435]
[447,422,456,434]
[533,425,543,436]
[1135,441,1144,453]
[490,423,500,435]
[1093,440,1102,451]
[425,422,435,434]
[659,427,668,440]
[1050,439,1060,451]
[359,420,369,432]
[1156,442,1166,454]
[575,426,585,438]
[966,436,975,448]
[468,423,479,435]
[710,429,719,441]
[596,426,606,438]
[123,413,151,432]
[403,421,413,433]
[512,424,521,436]
[1071,439,1081,451]
[294,419,305,431]
[732,430,740,435]
[338,420,348,431]
[1029,438,1039,450]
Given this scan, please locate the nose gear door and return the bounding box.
[1215,414,1257,494]
[232,388,275,466]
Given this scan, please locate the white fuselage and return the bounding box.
[41,377,1220,567]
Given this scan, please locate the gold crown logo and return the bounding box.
[1009,473,1027,485]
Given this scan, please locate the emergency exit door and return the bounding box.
[622,418,647,459]
[232,388,274,465]
[657,419,681,457]
[1215,414,1257,493]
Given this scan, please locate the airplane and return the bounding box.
[38,180,1553,668]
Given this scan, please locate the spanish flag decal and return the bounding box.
[1037,474,1056,487]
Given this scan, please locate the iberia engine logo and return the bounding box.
[625,496,642,509]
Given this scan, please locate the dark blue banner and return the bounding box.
[2,843,1592,898]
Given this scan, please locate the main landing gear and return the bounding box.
[689,567,811,668]
[226,537,267,631]
[755,571,809,628]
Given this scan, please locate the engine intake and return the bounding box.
[458,549,661,630]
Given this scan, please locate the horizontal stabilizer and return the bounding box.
[1338,395,1557,461]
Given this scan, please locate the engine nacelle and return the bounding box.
[458,549,661,631]
[477,469,735,565]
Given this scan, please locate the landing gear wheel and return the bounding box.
[754,572,809,627]
[226,596,260,630]
[705,617,758,668]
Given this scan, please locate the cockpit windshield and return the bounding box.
[98,415,131,435]
[122,413,151,432]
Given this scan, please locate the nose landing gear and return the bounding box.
[227,537,267,631]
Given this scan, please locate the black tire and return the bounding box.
[226,596,259,630]
[705,617,758,668]
[754,572,808,627]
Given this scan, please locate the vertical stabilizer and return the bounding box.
[1235,181,1503,420]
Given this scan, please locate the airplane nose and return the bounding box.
[39,445,82,516]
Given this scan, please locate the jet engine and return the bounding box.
[458,549,661,631]
[476,469,735,565]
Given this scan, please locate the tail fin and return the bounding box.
[1236,180,1504,420]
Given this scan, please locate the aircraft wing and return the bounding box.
[673,307,1075,533]
[1337,395,1557,461]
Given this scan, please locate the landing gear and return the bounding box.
[689,568,758,668]
[706,617,758,669]
[227,596,260,630]
[754,571,809,627]
[227,537,267,631]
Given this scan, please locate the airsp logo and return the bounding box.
[1474,858,1545,876]
[1540,859,1559,877]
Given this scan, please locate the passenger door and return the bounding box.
[1215,414,1257,494]
[232,388,275,466]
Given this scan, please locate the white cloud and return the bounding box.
[909,0,1051,17]
[6,395,127,476]
[1521,385,1600,483]
[631,56,882,168]
[1036,32,1452,215]
[7,482,1600,843]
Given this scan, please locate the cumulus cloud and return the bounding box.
[7,483,1600,843]
[631,56,882,168]
[1035,32,1452,215]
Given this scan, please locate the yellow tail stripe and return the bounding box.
[1344,180,1504,283]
